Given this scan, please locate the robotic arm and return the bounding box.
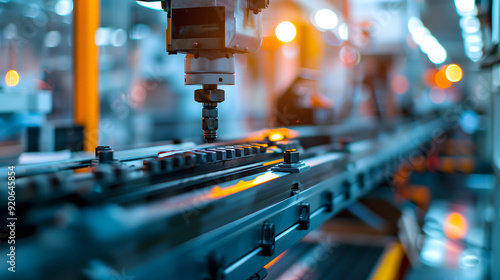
[137,0,269,142]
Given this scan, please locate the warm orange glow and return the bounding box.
[269,134,282,141]
[209,173,279,198]
[445,64,463,82]
[243,128,298,142]
[270,133,284,141]
[423,68,438,87]
[5,70,20,87]
[444,212,468,239]
[391,75,409,94]
[264,251,287,269]
[434,70,452,89]
[263,158,284,166]
[276,21,296,43]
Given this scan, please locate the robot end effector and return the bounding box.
[137,0,270,142]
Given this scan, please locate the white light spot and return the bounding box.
[136,1,164,11]
[455,0,475,13]
[338,23,348,41]
[314,9,338,30]
[55,0,73,16]
[44,30,62,48]
[275,21,296,43]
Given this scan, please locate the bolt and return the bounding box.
[95,146,111,157]
[98,149,114,163]
[193,42,199,48]
[284,150,299,164]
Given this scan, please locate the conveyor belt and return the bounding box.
[0,117,454,280]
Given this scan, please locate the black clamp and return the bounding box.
[206,252,225,280]
[322,191,334,212]
[343,181,351,200]
[271,150,310,173]
[298,203,310,230]
[261,222,275,256]
[290,181,301,196]
[91,146,120,167]
[247,268,268,280]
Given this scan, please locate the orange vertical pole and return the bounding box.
[74,1,100,152]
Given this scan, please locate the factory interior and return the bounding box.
[0,0,500,279]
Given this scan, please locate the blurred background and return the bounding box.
[0,1,500,279]
[0,0,493,156]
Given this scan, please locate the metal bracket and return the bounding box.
[298,203,310,230]
[261,222,275,256]
[270,161,310,173]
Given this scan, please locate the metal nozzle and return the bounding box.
[202,103,218,143]
[195,85,225,143]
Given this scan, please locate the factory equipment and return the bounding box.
[0,0,499,279]
[137,0,269,143]
[0,116,454,279]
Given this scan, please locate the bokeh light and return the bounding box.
[339,46,360,67]
[454,0,475,13]
[270,133,284,141]
[434,70,452,88]
[338,23,348,40]
[55,0,73,16]
[445,64,463,82]
[391,75,409,94]
[276,21,297,43]
[5,70,20,87]
[460,110,479,134]
[314,9,338,30]
[444,212,468,239]
[430,87,446,104]
[422,68,438,87]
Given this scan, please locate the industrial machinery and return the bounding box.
[138,0,269,143]
[1,0,499,279]
[0,116,454,279]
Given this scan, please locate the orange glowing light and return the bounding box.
[264,251,287,269]
[209,173,279,198]
[276,21,296,43]
[391,75,409,94]
[444,212,468,239]
[270,133,284,141]
[434,70,452,89]
[445,64,463,82]
[5,70,20,87]
[263,158,284,167]
[243,128,298,142]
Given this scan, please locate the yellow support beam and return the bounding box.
[370,242,405,280]
[74,1,100,152]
